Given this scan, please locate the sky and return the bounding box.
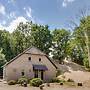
[0,0,90,32]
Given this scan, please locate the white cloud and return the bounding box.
[9,12,17,19]
[24,7,32,18]
[0,3,6,15]
[62,0,75,7]
[0,16,28,32]
[2,21,6,25]
[24,7,35,22]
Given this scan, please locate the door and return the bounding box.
[34,70,44,80]
[41,70,44,80]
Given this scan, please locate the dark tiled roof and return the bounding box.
[33,64,48,70]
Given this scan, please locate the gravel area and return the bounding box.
[0,81,90,90]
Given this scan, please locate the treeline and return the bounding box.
[0,16,90,74]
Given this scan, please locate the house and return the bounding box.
[3,47,57,82]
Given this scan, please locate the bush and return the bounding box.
[50,78,60,83]
[30,78,43,87]
[8,80,16,85]
[18,76,28,85]
[60,79,65,83]
[67,78,74,82]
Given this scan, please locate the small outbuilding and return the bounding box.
[3,47,57,82]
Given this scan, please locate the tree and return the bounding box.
[52,29,70,63]
[12,22,32,55]
[69,16,90,67]
[12,22,52,55]
[0,48,6,76]
[79,16,90,67]
[0,30,14,61]
[31,24,52,54]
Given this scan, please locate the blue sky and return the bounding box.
[0,0,90,32]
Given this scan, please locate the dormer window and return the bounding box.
[28,57,31,61]
[39,58,41,62]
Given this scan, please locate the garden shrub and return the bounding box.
[18,76,28,85]
[67,78,74,82]
[30,78,43,87]
[50,78,60,83]
[8,80,16,85]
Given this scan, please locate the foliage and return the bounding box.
[8,80,16,85]
[30,78,43,87]
[12,22,33,55]
[0,30,14,61]
[0,48,6,76]
[0,49,5,61]
[68,16,90,67]
[31,24,52,54]
[0,15,90,70]
[67,78,74,82]
[68,28,85,65]
[11,22,52,56]
[18,76,28,85]
[50,78,60,83]
[52,29,70,63]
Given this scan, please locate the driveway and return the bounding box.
[57,61,90,83]
[0,81,90,90]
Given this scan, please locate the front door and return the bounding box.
[41,70,44,80]
[34,70,44,80]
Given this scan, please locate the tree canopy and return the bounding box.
[0,15,90,73]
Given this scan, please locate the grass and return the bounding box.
[64,81,76,87]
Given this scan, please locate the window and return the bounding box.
[21,71,25,76]
[28,57,31,61]
[39,58,41,61]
